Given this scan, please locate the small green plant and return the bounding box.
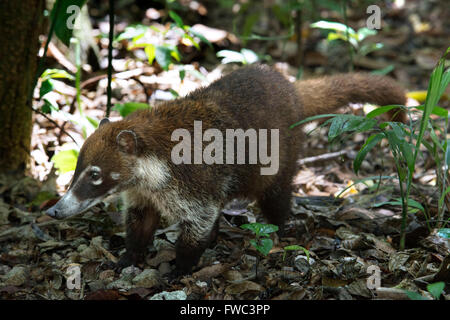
[311,20,383,56]
[116,10,210,76]
[217,48,269,65]
[311,20,389,73]
[240,222,278,277]
[405,282,446,300]
[291,47,450,250]
[240,223,278,256]
[39,68,75,114]
[283,245,310,262]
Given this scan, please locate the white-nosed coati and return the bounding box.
[46,65,406,274]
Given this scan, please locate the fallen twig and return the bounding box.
[297,149,349,166]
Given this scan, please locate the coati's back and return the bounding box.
[184,65,304,199]
[143,65,406,200]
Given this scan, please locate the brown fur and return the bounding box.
[296,73,406,121]
[57,65,407,274]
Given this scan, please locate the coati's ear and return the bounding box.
[99,118,110,127]
[116,130,137,154]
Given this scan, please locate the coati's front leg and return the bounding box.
[117,204,160,268]
[175,210,221,275]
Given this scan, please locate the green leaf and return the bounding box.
[310,20,356,35]
[40,79,54,98]
[415,105,448,118]
[217,50,245,64]
[283,245,310,261]
[354,133,384,174]
[170,46,181,62]
[255,238,273,256]
[241,223,278,236]
[85,116,99,129]
[428,124,444,152]
[405,290,429,300]
[50,0,88,46]
[371,65,395,75]
[437,228,450,239]
[386,124,415,174]
[183,33,200,50]
[328,116,347,140]
[112,102,151,117]
[366,105,403,119]
[169,89,179,98]
[427,282,445,300]
[241,48,259,64]
[258,224,279,234]
[327,115,375,138]
[145,44,156,65]
[438,68,450,100]
[155,46,173,70]
[414,47,449,167]
[405,198,425,212]
[169,11,184,28]
[289,114,339,129]
[327,32,357,47]
[189,29,213,48]
[359,42,383,56]
[374,198,424,213]
[116,24,148,42]
[41,101,52,114]
[356,27,377,41]
[446,139,450,168]
[439,186,450,210]
[40,68,75,81]
[241,223,261,235]
[51,149,79,174]
[354,118,377,132]
[336,175,395,198]
[311,20,358,47]
[179,69,186,81]
[42,98,59,113]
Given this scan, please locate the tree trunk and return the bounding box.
[0,0,44,173]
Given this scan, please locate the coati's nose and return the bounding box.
[46,206,59,218]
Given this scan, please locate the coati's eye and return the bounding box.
[90,171,101,180]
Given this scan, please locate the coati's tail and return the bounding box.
[295,73,407,122]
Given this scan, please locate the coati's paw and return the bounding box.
[115,253,141,272]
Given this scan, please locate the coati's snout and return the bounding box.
[46,180,102,219]
[46,164,120,219]
[46,118,138,219]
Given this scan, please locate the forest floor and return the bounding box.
[0,0,449,300]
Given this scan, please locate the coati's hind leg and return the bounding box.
[175,207,221,275]
[258,174,294,236]
[117,204,160,269]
